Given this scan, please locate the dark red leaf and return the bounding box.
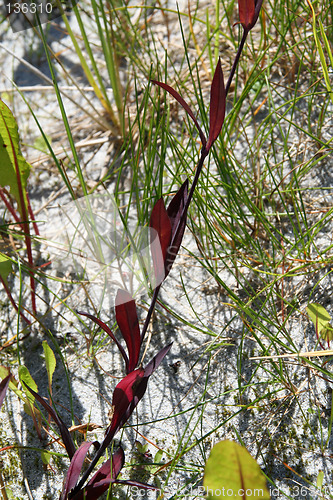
[70,368,145,496]
[23,382,76,459]
[61,441,99,500]
[143,343,173,378]
[78,311,129,368]
[151,80,207,149]
[238,0,255,30]
[238,0,263,31]
[206,59,226,152]
[0,374,11,409]
[69,344,172,495]
[150,198,172,287]
[166,179,188,235]
[106,343,172,440]
[110,367,146,437]
[253,0,264,28]
[164,180,189,278]
[106,344,172,449]
[89,447,124,485]
[70,447,125,500]
[115,289,141,373]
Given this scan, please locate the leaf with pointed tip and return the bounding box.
[107,343,172,442]
[143,343,173,378]
[165,180,189,277]
[70,447,125,500]
[151,80,207,149]
[206,59,226,152]
[109,368,145,440]
[0,252,12,285]
[203,440,270,499]
[115,289,141,373]
[23,382,76,459]
[0,374,11,409]
[61,441,100,500]
[252,0,264,29]
[78,311,129,367]
[166,179,188,234]
[0,99,30,215]
[18,365,38,407]
[42,341,56,394]
[150,198,172,287]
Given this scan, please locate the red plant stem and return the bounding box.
[26,193,39,236]
[0,188,21,225]
[141,149,208,343]
[0,275,31,325]
[24,234,36,315]
[0,188,36,318]
[225,29,248,97]
[3,129,37,315]
[141,28,249,343]
[140,285,161,342]
[185,148,208,209]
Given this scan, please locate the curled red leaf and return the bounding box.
[78,311,129,368]
[151,80,207,148]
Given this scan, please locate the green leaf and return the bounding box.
[154,449,164,463]
[320,327,333,342]
[0,99,31,214]
[41,450,52,465]
[316,470,324,489]
[306,303,333,338]
[203,440,270,499]
[0,366,41,419]
[33,134,52,153]
[135,440,149,454]
[0,252,12,284]
[4,487,14,499]
[18,365,38,407]
[43,341,56,392]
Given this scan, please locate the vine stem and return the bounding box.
[140,27,249,343]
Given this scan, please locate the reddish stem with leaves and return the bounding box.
[5,3,264,498]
